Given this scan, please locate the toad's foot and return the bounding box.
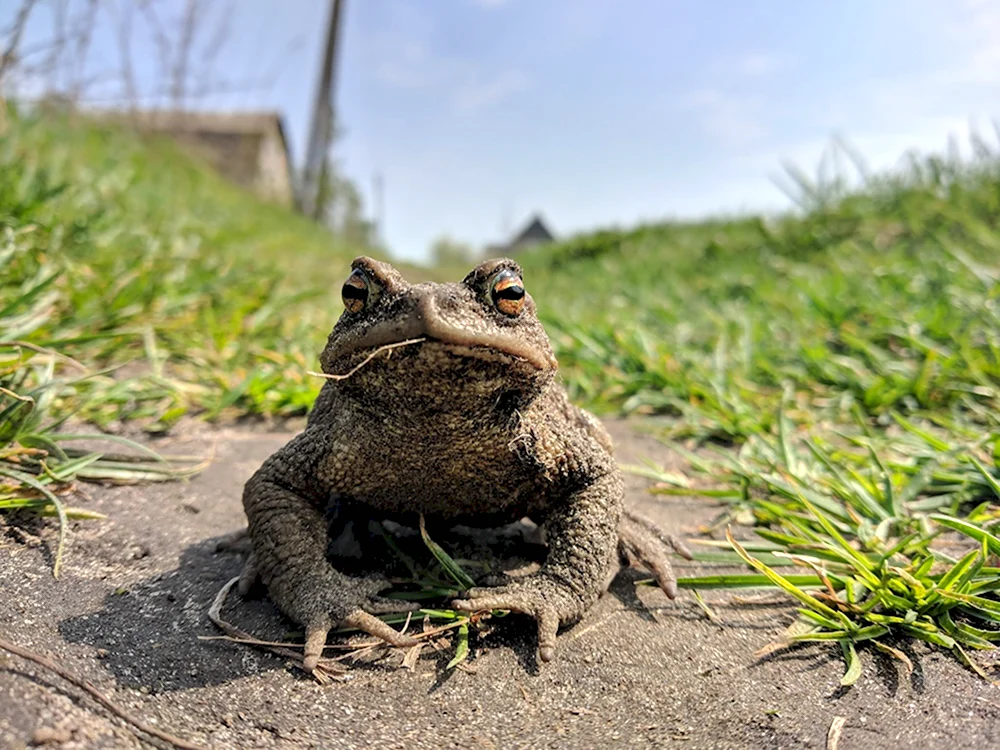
[302,608,419,672]
[239,554,420,671]
[452,574,584,663]
[299,581,421,672]
[618,509,693,599]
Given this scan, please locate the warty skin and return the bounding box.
[239,256,688,672]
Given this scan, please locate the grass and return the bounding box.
[2,106,999,681]
[638,406,1000,684]
[513,137,1000,682]
[519,196,1000,438]
[0,105,379,574]
[0,108,377,428]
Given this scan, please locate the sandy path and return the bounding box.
[2,419,998,749]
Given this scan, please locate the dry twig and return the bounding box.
[206,576,474,681]
[307,338,426,382]
[826,716,847,750]
[206,576,349,685]
[0,633,207,750]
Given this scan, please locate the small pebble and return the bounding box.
[32,726,72,745]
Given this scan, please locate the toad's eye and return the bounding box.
[491,269,526,316]
[342,269,371,313]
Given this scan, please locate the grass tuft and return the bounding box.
[509,135,1000,683]
[640,407,1000,682]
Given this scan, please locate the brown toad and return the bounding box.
[239,256,687,671]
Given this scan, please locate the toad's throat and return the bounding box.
[342,305,557,372]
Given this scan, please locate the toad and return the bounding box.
[239,256,688,671]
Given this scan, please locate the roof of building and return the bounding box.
[93,108,291,156]
[510,214,555,246]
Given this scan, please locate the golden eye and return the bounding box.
[491,269,525,316]
[342,269,370,313]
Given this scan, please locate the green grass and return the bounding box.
[2,107,998,680]
[0,108,385,428]
[513,139,1000,682]
[0,106,382,574]
[638,407,1000,684]
[519,179,1000,439]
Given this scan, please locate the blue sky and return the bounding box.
[6,1,1000,261]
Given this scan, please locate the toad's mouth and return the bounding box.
[335,310,557,373]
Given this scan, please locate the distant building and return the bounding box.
[486,214,556,257]
[89,108,295,207]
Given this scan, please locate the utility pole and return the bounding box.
[300,0,344,219]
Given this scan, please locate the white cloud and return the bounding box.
[844,3,1000,125]
[943,0,1000,82]
[368,3,527,113]
[730,116,990,206]
[374,41,454,90]
[453,70,529,112]
[736,53,781,78]
[376,49,529,113]
[369,3,442,89]
[684,2,1000,161]
[680,89,768,149]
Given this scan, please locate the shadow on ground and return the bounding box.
[57,516,721,694]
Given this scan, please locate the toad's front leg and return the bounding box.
[243,431,419,672]
[452,470,623,662]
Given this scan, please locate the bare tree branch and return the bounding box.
[257,31,306,96]
[68,0,100,103]
[169,0,201,110]
[137,0,174,109]
[71,74,276,106]
[0,0,41,86]
[44,0,70,94]
[106,0,139,117]
[197,0,234,91]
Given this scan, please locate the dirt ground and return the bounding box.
[2,418,999,750]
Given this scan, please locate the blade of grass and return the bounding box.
[0,465,68,577]
[418,514,477,591]
[725,527,854,629]
[446,621,471,669]
[930,514,1000,556]
[840,639,862,686]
